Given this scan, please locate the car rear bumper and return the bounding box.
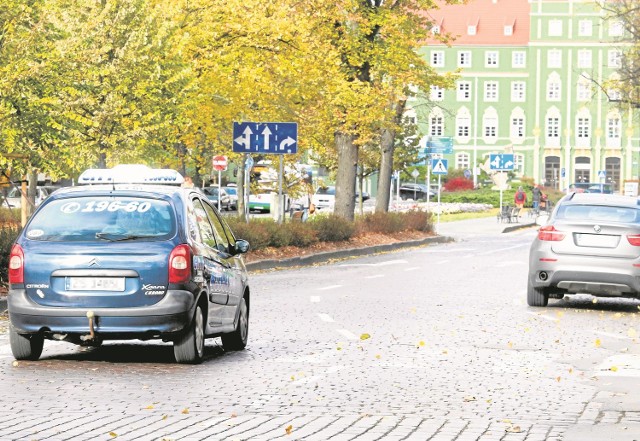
[531,269,640,296]
[8,288,196,337]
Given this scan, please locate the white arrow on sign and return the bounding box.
[234,126,252,150]
[279,136,296,151]
[261,126,272,151]
[504,160,514,169]
[490,155,501,169]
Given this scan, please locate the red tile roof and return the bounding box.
[423,0,530,46]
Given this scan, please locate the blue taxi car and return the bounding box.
[7,165,250,364]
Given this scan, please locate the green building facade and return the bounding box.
[413,0,639,193]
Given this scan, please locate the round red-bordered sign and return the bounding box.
[212,155,227,171]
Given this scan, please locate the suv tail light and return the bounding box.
[627,235,640,246]
[169,244,192,283]
[9,244,24,284]
[538,225,565,242]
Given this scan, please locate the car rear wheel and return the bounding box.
[527,279,549,307]
[10,325,44,361]
[174,304,205,364]
[222,296,249,351]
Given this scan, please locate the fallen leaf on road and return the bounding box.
[360,333,371,341]
[505,425,523,433]
[162,415,168,420]
[507,341,513,349]
[595,338,601,348]
[556,376,561,382]
[12,361,19,367]
[463,396,476,402]
[610,366,618,372]
[628,329,637,338]
[418,341,425,347]
[375,354,381,359]
[285,425,293,435]
[109,432,118,438]
[181,408,189,414]
[144,405,154,410]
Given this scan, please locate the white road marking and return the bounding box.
[310,296,321,303]
[318,285,342,291]
[337,329,359,340]
[419,248,476,253]
[365,274,385,279]
[437,260,450,264]
[317,313,335,323]
[340,260,407,267]
[404,267,420,271]
[477,244,528,256]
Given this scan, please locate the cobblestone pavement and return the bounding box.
[1,221,640,440]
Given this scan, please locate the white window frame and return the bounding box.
[577,50,592,68]
[548,50,562,68]
[456,113,471,141]
[431,51,444,67]
[458,51,471,68]
[609,21,624,37]
[430,85,444,101]
[576,115,591,147]
[511,81,525,102]
[484,117,498,139]
[549,19,563,37]
[504,25,513,36]
[467,25,477,36]
[432,25,441,35]
[457,81,471,101]
[546,116,561,148]
[577,80,591,102]
[512,51,526,68]
[485,51,499,68]
[547,80,561,101]
[456,152,470,170]
[514,154,525,176]
[606,115,621,148]
[430,114,444,136]
[484,81,498,102]
[510,117,525,140]
[578,20,592,37]
[608,50,622,68]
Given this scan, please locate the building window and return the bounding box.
[607,116,621,148]
[578,20,592,37]
[431,51,444,67]
[511,117,525,140]
[430,85,444,101]
[545,156,561,189]
[468,25,477,36]
[547,79,561,101]
[432,25,441,35]
[576,116,591,147]
[511,81,525,102]
[483,116,498,139]
[608,50,622,68]
[456,152,470,170]
[548,50,562,68]
[430,115,444,136]
[577,80,591,101]
[549,19,563,37]
[457,81,471,101]
[485,51,498,68]
[504,25,513,36]
[456,112,471,140]
[577,50,592,68]
[546,116,560,147]
[458,51,471,67]
[484,81,498,101]
[608,87,622,101]
[512,51,526,68]
[514,154,524,176]
[609,21,624,37]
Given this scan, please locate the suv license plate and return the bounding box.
[66,277,125,292]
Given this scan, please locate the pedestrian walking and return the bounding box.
[514,186,527,209]
[532,185,542,211]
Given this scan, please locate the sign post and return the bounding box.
[233,122,298,224]
[431,159,448,231]
[212,155,227,211]
[489,153,515,212]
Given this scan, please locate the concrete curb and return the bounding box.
[246,235,455,272]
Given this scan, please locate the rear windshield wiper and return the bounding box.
[95,232,159,241]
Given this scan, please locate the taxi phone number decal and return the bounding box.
[60,200,152,214]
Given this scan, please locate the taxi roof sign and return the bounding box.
[78,164,184,185]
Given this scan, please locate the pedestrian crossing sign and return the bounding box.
[431,159,448,175]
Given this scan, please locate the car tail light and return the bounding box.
[8,244,24,284]
[627,235,640,246]
[538,225,565,241]
[169,244,192,283]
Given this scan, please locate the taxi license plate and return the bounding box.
[66,277,125,292]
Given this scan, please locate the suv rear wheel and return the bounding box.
[174,304,205,364]
[527,279,549,307]
[10,325,44,361]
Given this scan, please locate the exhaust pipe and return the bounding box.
[539,271,548,281]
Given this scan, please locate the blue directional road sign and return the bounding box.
[424,136,453,154]
[431,159,448,175]
[489,153,515,171]
[233,122,298,154]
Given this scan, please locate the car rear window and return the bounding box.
[316,187,335,195]
[557,204,639,223]
[25,196,175,242]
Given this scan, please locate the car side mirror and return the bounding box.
[234,239,250,255]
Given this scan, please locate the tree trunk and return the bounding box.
[375,127,395,213]
[334,131,358,221]
[376,99,406,213]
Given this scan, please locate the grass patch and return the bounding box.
[438,208,498,223]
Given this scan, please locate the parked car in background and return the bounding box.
[7,164,251,364]
[203,186,231,211]
[249,190,273,212]
[568,182,613,194]
[2,185,60,209]
[223,185,238,211]
[528,193,640,307]
[398,183,435,201]
[312,186,336,211]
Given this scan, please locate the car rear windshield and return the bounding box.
[556,204,640,223]
[316,187,335,195]
[25,196,176,242]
